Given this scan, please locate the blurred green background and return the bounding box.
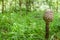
[0,0,60,40]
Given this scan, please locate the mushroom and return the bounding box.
[43,8,53,40]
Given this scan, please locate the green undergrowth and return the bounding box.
[0,11,60,40]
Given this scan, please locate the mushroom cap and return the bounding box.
[43,9,53,22]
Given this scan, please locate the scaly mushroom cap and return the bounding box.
[43,9,53,22]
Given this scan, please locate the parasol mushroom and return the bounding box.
[43,8,53,40]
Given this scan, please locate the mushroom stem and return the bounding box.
[45,22,49,40]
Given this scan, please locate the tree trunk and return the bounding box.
[10,0,13,13]
[56,0,58,13]
[45,22,49,40]
[2,0,4,13]
[49,0,52,9]
[19,0,22,13]
[14,0,16,12]
[26,0,31,14]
